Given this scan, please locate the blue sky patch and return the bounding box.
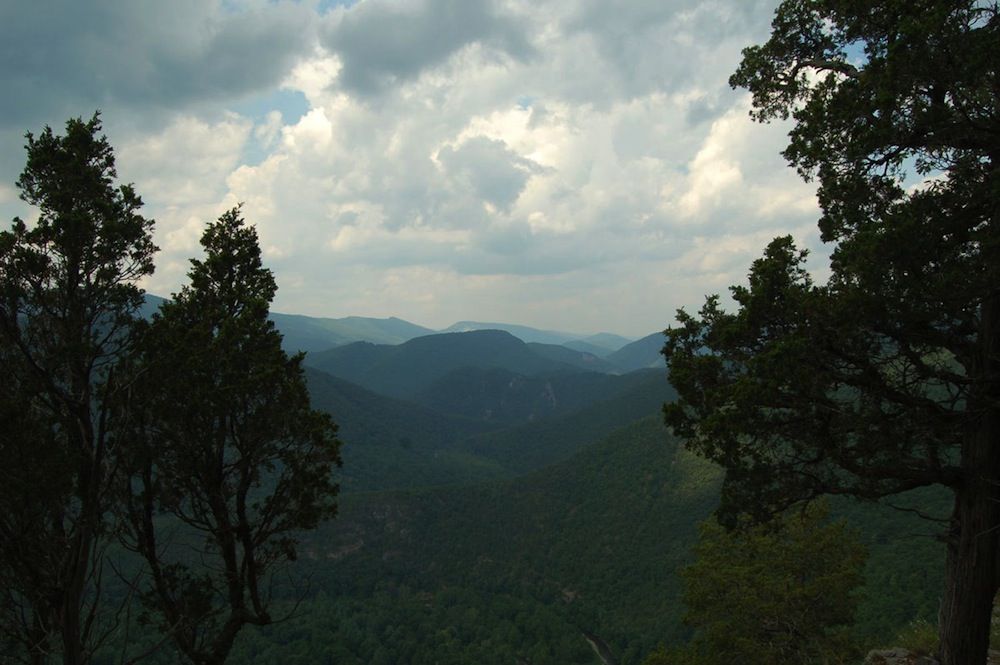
[232,88,310,126]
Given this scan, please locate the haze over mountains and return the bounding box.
[276,309,666,374]
[144,294,667,372]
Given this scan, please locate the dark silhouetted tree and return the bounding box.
[0,114,157,665]
[120,207,341,665]
[664,3,999,664]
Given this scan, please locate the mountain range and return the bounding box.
[120,295,942,665]
[144,293,655,358]
[144,293,666,375]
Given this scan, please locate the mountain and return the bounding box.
[280,417,721,665]
[100,359,947,665]
[579,332,634,351]
[461,368,675,474]
[227,416,945,665]
[525,341,616,373]
[303,329,585,399]
[269,312,354,351]
[442,320,583,345]
[562,339,615,357]
[304,368,502,492]
[143,294,433,352]
[305,364,672,493]
[128,300,944,663]
[270,312,434,352]
[606,331,667,372]
[139,293,168,319]
[411,365,666,428]
[583,332,634,349]
[562,333,635,358]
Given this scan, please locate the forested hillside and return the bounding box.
[19,295,951,665]
[605,333,666,372]
[303,330,587,398]
[305,363,676,492]
[61,322,944,665]
[108,414,944,665]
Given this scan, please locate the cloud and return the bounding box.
[195,0,816,334]
[0,0,315,131]
[117,114,252,207]
[320,0,535,95]
[436,136,546,213]
[1,0,831,336]
[541,0,775,103]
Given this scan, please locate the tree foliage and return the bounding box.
[645,502,866,665]
[0,114,156,665]
[120,208,341,665]
[681,503,865,665]
[664,2,998,664]
[0,118,341,665]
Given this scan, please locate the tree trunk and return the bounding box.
[938,291,1000,665]
[938,480,1000,665]
[61,531,89,665]
[28,611,49,665]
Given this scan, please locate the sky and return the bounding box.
[0,0,826,338]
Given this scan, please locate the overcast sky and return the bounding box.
[0,0,825,337]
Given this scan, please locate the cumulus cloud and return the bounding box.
[0,0,828,336]
[0,1,314,130]
[117,114,252,208]
[320,0,535,95]
[436,136,546,213]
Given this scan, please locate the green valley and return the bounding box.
[196,402,944,665]
[16,300,950,665]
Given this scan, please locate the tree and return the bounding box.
[644,503,865,665]
[681,503,863,664]
[119,207,341,665]
[663,2,999,664]
[0,114,157,665]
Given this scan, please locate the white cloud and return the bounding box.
[0,0,832,336]
[678,112,746,218]
[117,114,252,207]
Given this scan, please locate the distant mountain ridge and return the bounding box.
[524,341,616,373]
[142,294,434,352]
[440,320,582,345]
[440,321,637,353]
[143,293,645,359]
[270,312,434,352]
[579,332,635,351]
[302,329,594,399]
[606,331,667,372]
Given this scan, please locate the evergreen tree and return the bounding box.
[120,208,341,665]
[664,3,999,664]
[644,503,866,665]
[0,114,156,665]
